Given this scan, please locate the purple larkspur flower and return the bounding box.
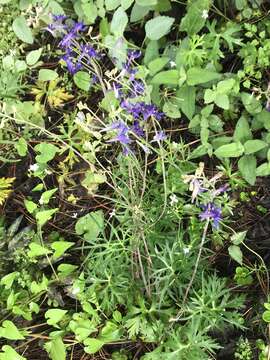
[141,103,163,121]
[80,44,98,58]
[46,15,67,35]
[92,74,99,84]
[71,21,86,33]
[120,100,142,119]
[108,132,131,145]
[213,184,229,196]
[52,15,67,22]
[199,203,222,228]
[59,31,76,48]
[127,49,142,61]
[131,120,144,137]
[152,130,166,143]
[62,53,82,74]
[105,121,132,146]
[105,121,129,132]
[130,80,145,97]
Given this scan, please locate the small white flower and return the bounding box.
[183,247,190,255]
[39,198,44,205]
[169,61,176,68]
[29,163,39,172]
[109,209,116,218]
[72,286,80,295]
[169,194,178,206]
[202,9,209,19]
[72,213,78,218]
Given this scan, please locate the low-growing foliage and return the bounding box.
[0,0,270,359]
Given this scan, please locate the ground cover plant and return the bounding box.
[2,0,270,359]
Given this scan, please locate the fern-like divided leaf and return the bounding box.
[0,178,15,205]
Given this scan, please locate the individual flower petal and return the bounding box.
[131,120,145,137]
[152,130,166,143]
[199,203,222,228]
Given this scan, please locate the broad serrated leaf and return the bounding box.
[214,142,244,158]
[151,70,178,85]
[176,85,196,120]
[12,16,33,44]
[145,16,174,40]
[233,116,252,143]
[110,6,128,36]
[186,67,221,86]
[256,162,270,176]
[238,155,256,185]
[244,139,267,154]
[180,0,211,35]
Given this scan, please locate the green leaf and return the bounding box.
[105,0,121,10]
[136,0,156,4]
[241,92,262,115]
[214,142,244,158]
[233,116,252,143]
[73,71,91,91]
[228,245,243,265]
[151,70,178,85]
[145,16,174,40]
[24,199,38,214]
[36,208,59,227]
[35,143,59,163]
[40,188,57,205]
[148,57,169,76]
[44,337,66,360]
[180,0,210,35]
[27,243,52,258]
[215,93,230,110]
[256,162,270,177]
[110,7,128,36]
[0,345,26,360]
[231,231,247,245]
[26,48,43,66]
[189,145,209,159]
[163,101,181,119]
[12,16,33,44]
[216,78,235,93]
[81,1,98,24]
[1,272,19,290]
[0,321,25,340]
[186,67,221,86]
[45,309,67,327]
[238,155,256,185]
[52,241,74,259]
[84,338,104,354]
[15,137,28,156]
[81,171,107,195]
[57,264,78,277]
[244,140,267,154]
[176,85,196,120]
[263,310,270,323]
[204,89,216,104]
[144,40,159,64]
[75,211,104,242]
[258,109,270,130]
[38,69,58,82]
[130,3,151,22]
[121,0,134,9]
